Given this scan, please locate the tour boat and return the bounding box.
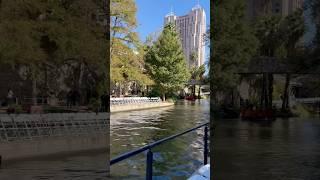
[240,108,275,121]
[185,96,196,101]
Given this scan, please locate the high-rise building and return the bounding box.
[164,4,206,68]
[246,0,304,19]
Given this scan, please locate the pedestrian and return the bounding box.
[67,90,72,107]
[7,89,14,106]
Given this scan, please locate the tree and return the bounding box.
[197,65,206,98]
[0,0,108,106]
[110,0,151,96]
[145,23,190,101]
[189,51,206,98]
[310,0,320,47]
[253,9,305,110]
[189,51,198,96]
[281,9,305,111]
[211,0,258,106]
[254,15,284,57]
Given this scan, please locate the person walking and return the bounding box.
[7,89,14,106]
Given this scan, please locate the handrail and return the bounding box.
[110,122,209,179]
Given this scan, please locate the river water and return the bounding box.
[0,153,108,179]
[213,116,320,180]
[110,100,210,179]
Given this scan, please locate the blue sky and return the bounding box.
[135,0,210,42]
[135,0,210,66]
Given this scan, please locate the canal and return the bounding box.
[110,99,210,179]
[213,117,320,180]
[0,152,108,179]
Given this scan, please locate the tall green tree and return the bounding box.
[110,0,151,96]
[254,15,284,57]
[280,9,305,111]
[196,65,206,98]
[189,52,206,97]
[254,9,305,110]
[145,23,190,101]
[211,0,258,106]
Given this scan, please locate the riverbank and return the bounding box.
[110,102,174,113]
[0,134,108,167]
[0,112,109,167]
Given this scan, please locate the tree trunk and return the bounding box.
[282,74,290,111]
[78,62,84,105]
[268,73,273,109]
[118,83,121,97]
[198,85,201,99]
[231,90,234,106]
[32,78,37,106]
[162,93,166,102]
[260,75,264,107]
[262,73,268,109]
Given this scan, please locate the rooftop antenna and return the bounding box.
[170,5,174,15]
[166,5,174,17]
[193,0,201,10]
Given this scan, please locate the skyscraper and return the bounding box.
[246,0,304,19]
[164,4,206,68]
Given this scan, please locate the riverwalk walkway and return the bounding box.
[0,113,108,165]
[110,97,174,112]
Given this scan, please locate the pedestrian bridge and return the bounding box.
[295,97,320,104]
[273,97,320,108]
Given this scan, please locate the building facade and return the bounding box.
[164,5,206,68]
[246,0,304,19]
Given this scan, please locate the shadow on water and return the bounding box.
[213,117,320,180]
[110,100,210,179]
[0,153,108,179]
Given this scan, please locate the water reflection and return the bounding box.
[213,117,320,180]
[0,153,108,179]
[110,100,210,179]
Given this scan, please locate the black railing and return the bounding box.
[110,122,209,180]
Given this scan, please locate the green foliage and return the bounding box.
[273,82,284,100]
[0,0,108,104]
[110,0,152,86]
[291,103,312,117]
[145,23,190,98]
[254,9,305,58]
[211,0,258,95]
[147,87,161,97]
[254,15,283,56]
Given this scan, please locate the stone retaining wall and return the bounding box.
[0,112,109,165]
[110,102,174,113]
[0,134,108,166]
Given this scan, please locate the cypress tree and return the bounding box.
[145,23,190,101]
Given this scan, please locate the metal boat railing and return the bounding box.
[0,113,108,142]
[110,97,161,106]
[110,122,209,180]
